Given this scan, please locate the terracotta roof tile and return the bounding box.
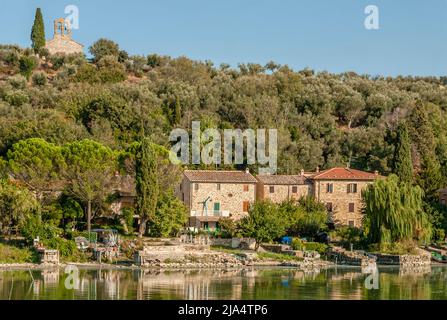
[183,170,257,183]
[256,175,310,185]
[312,167,380,180]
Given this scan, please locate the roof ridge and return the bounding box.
[184,169,249,173]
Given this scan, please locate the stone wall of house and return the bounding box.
[259,183,311,203]
[179,177,191,208]
[184,181,256,220]
[314,180,372,227]
[45,36,83,55]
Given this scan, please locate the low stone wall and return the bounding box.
[261,244,291,253]
[211,238,232,247]
[327,247,376,267]
[210,238,256,250]
[134,243,245,268]
[373,249,431,267]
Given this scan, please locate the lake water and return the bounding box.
[1,266,447,300]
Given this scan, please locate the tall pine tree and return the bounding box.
[135,138,159,237]
[393,122,413,184]
[31,8,46,53]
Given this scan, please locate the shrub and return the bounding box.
[218,217,238,238]
[19,55,37,79]
[97,56,126,83]
[89,38,120,62]
[0,243,38,263]
[7,74,27,89]
[37,47,50,59]
[368,241,418,255]
[432,228,446,243]
[42,237,77,258]
[291,238,305,250]
[73,63,99,83]
[121,207,135,234]
[0,49,20,67]
[333,226,363,249]
[291,239,328,254]
[32,72,47,86]
[303,242,328,255]
[5,90,29,106]
[20,215,62,245]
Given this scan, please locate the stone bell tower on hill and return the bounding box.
[45,18,84,55]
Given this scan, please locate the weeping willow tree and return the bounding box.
[363,174,432,245]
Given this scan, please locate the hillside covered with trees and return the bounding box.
[1,39,447,183]
[1,32,447,253]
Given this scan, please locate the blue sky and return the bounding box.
[0,0,446,76]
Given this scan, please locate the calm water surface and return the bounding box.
[1,266,447,300]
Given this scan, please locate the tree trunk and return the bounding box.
[138,217,148,238]
[87,200,92,233]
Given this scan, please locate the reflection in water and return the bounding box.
[1,266,447,300]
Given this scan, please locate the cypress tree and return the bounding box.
[409,104,443,200]
[31,8,46,52]
[173,97,181,125]
[393,122,413,184]
[135,138,159,237]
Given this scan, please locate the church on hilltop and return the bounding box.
[45,18,83,55]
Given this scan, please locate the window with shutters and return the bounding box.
[243,201,250,212]
[326,183,333,193]
[348,220,355,227]
[348,203,355,212]
[217,183,221,191]
[243,184,249,192]
[347,183,358,193]
[326,202,333,212]
[292,186,298,193]
[214,202,221,214]
[269,186,275,193]
[194,183,199,191]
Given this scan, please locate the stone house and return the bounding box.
[45,18,84,55]
[438,188,447,206]
[256,171,312,203]
[311,167,381,228]
[179,169,257,231]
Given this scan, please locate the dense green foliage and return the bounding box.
[291,240,328,254]
[0,37,446,252]
[135,138,159,237]
[392,122,413,184]
[363,175,432,246]
[19,55,36,79]
[7,138,64,197]
[0,42,447,182]
[62,139,117,232]
[148,191,188,237]
[30,8,45,53]
[0,179,39,236]
[239,201,286,250]
[0,242,37,263]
